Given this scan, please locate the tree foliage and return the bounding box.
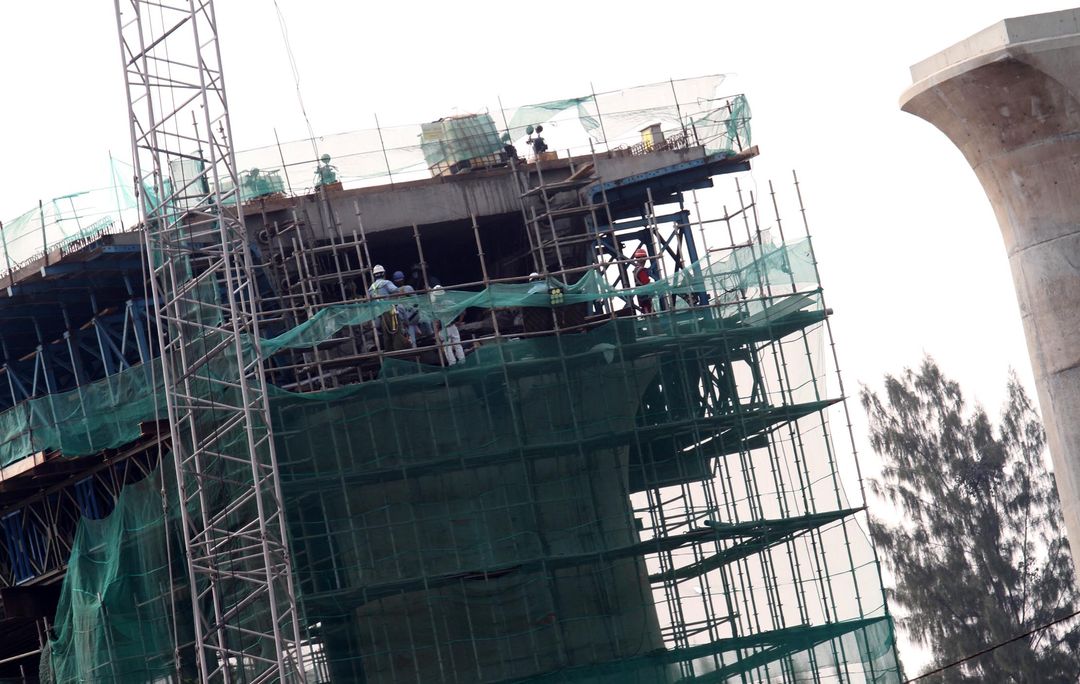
[862,357,1080,682]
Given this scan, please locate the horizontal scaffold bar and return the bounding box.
[280,398,841,489]
[492,615,892,683]
[649,507,862,583]
[297,507,863,612]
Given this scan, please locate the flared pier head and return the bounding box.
[900,9,1080,576]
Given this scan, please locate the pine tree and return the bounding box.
[861,357,1080,682]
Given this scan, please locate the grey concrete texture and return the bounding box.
[245,146,717,243]
[900,9,1080,578]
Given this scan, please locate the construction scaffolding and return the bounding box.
[113,0,304,680]
[0,37,898,681]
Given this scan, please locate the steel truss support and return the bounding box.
[0,301,154,412]
[594,206,709,310]
[0,445,159,587]
[113,1,303,681]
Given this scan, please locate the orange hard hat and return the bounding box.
[633,248,648,259]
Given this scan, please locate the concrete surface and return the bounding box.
[901,8,1080,577]
[244,145,731,240]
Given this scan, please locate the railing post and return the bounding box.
[0,221,11,279]
[39,200,46,258]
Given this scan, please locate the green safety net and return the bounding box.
[0,158,278,281]
[262,237,810,354]
[421,113,504,171]
[0,179,134,277]
[0,364,163,468]
[235,74,752,193]
[507,96,599,140]
[267,308,898,682]
[2,76,750,277]
[501,75,747,154]
[0,157,175,279]
[45,470,176,683]
[28,235,898,682]
[43,304,901,681]
[238,168,287,199]
[0,237,814,470]
[509,618,900,683]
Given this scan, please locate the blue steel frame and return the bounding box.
[583,152,749,313]
[0,298,153,412]
[0,442,160,588]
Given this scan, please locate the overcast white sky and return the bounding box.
[1,0,1075,670]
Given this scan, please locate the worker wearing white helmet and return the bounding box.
[368,263,407,351]
[368,264,399,298]
[430,285,465,366]
[527,271,548,296]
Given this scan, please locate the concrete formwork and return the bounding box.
[900,9,1080,576]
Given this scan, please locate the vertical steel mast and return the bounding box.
[113,1,303,680]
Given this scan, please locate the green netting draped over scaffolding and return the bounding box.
[234,74,752,193]
[0,157,164,281]
[421,113,504,172]
[262,237,807,354]
[266,300,899,682]
[0,238,812,468]
[0,363,162,468]
[1,76,751,274]
[44,470,176,683]
[0,174,134,279]
[29,236,899,682]
[508,617,899,683]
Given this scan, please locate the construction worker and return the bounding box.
[393,271,420,347]
[527,124,548,156]
[522,272,556,333]
[314,153,339,187]
[368,264,399,298]
[407,263,425,290]
[501,133,519,165]
[368,265,406,350]
[408,264,437,338]
[633,248,654,314]
[431,286,465,366]
[527,271,548,296]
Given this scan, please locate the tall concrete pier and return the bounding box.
[901,9,1080,576]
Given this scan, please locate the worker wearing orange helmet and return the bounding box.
[633,248,654,314]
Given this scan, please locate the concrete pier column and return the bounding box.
[900,9,1080,577]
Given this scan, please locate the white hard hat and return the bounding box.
[372,264,385,276]
[529,272,540,280]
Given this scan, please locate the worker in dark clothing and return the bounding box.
[527,125,548,156]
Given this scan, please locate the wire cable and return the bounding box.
[271,0,320,161]
[905,607,1080,682]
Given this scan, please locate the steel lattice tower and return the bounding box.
[113,1,303,680]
